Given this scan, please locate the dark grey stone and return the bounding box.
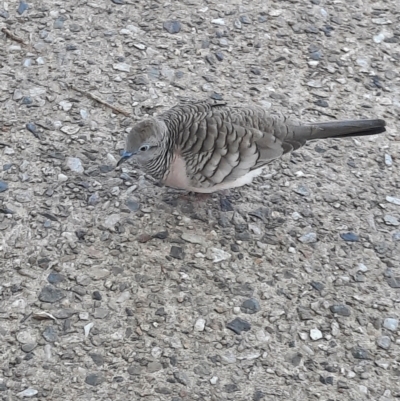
[330,304,351,317]
[163,20,181,34]
[125,199,140,212]
[310,281,325,291]
[173,371,190,386]
[315,99,328,107]
[17,1,28,15]
[39,285,66,303]
[0,181,8,193]
[226,317,251,334]
[240,298,261,314]
[170,246,184,260]
[92,291,102,300]
[85,373,104,386]
[239,15,251,24]
[294,185,310,196]
[89,353,104,366]
[352,347,370,360]
[340,232,360,242]
[42,326,57,342]
[253,390,265,401]
[224,383,239,393]
[47,272,65,284]
[387,277,400,288]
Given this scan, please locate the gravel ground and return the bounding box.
[1,0,400,400]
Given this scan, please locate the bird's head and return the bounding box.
[117,118,166,167]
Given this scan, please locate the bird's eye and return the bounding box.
[139,145,150,152]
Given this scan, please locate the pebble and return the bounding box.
[163,20,181,34]
[147,361,163,373]
[377,336,391,350]
[352,347,370,360]
[38,285,66,303]
[211,18,225,25]
[60,125,80,135]
[384,215,399,226]
[383,318,398,331]
[66,157,84,174]
[240,15,251,24]
[113,63,130,72]
[240,298,261,314]
[206,247,231,263]
[17,388,38,398]
[59,100,72,111]
[393,232,400,241]
[340,232,360,242]
[170,246,184,260]
[294,185,311,196]
[226,317,251,334]
[0,181,8,193]
[386,196,400,206]
[181,233,206,246]
[384,154,393,167]
[54,16,66,29]
[194,318,206,331]
[174,371,190,386]
[58,173,68,182]
[125,199,140,212]
[17,1,28,15]
[47,272,65,284]
[330,304,351,316]
[85,373,104,386]
[104,214,120,229]
[310,328,323,340]
[210,376,218,385]
[42,326,57,342]
[299,232,317,244]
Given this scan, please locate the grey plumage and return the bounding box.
[117,100,386,193]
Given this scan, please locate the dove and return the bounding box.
[117,100,386,193]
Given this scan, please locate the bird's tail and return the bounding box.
[303,119,386,140]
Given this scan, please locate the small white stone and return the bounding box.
[59,100,72,111]
[113,62,131,72]
[79,312,89,320]
[4,146,15,155]
[133,43,146,50]
[373,33,385,43]
[104,214,120,229]
[269,9,283,16]
[357,263,368,273]
[210,376,218,384]
[359,385,368,395]
[80,109,88,119]
[233,307,241,314]
[58,173,68,182]
[383,318,399,331]
[194,318,206,332]
[66,157,84,174]
[23,58,32,67]
[384,215,399,226]
[310,328,323,341]
[151,346,162,358]
[60,125,80,135]
[17,388,38,398]
[384,153,393,167]
[84,322,94,337]
[206,247,231,263]
[386,196,400,205]
[36,57,45,65]
[211,18,225,25]
[116,291,131,303]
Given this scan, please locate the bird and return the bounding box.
[117,100,386,193]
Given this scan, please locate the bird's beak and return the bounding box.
[117,151,135,167]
